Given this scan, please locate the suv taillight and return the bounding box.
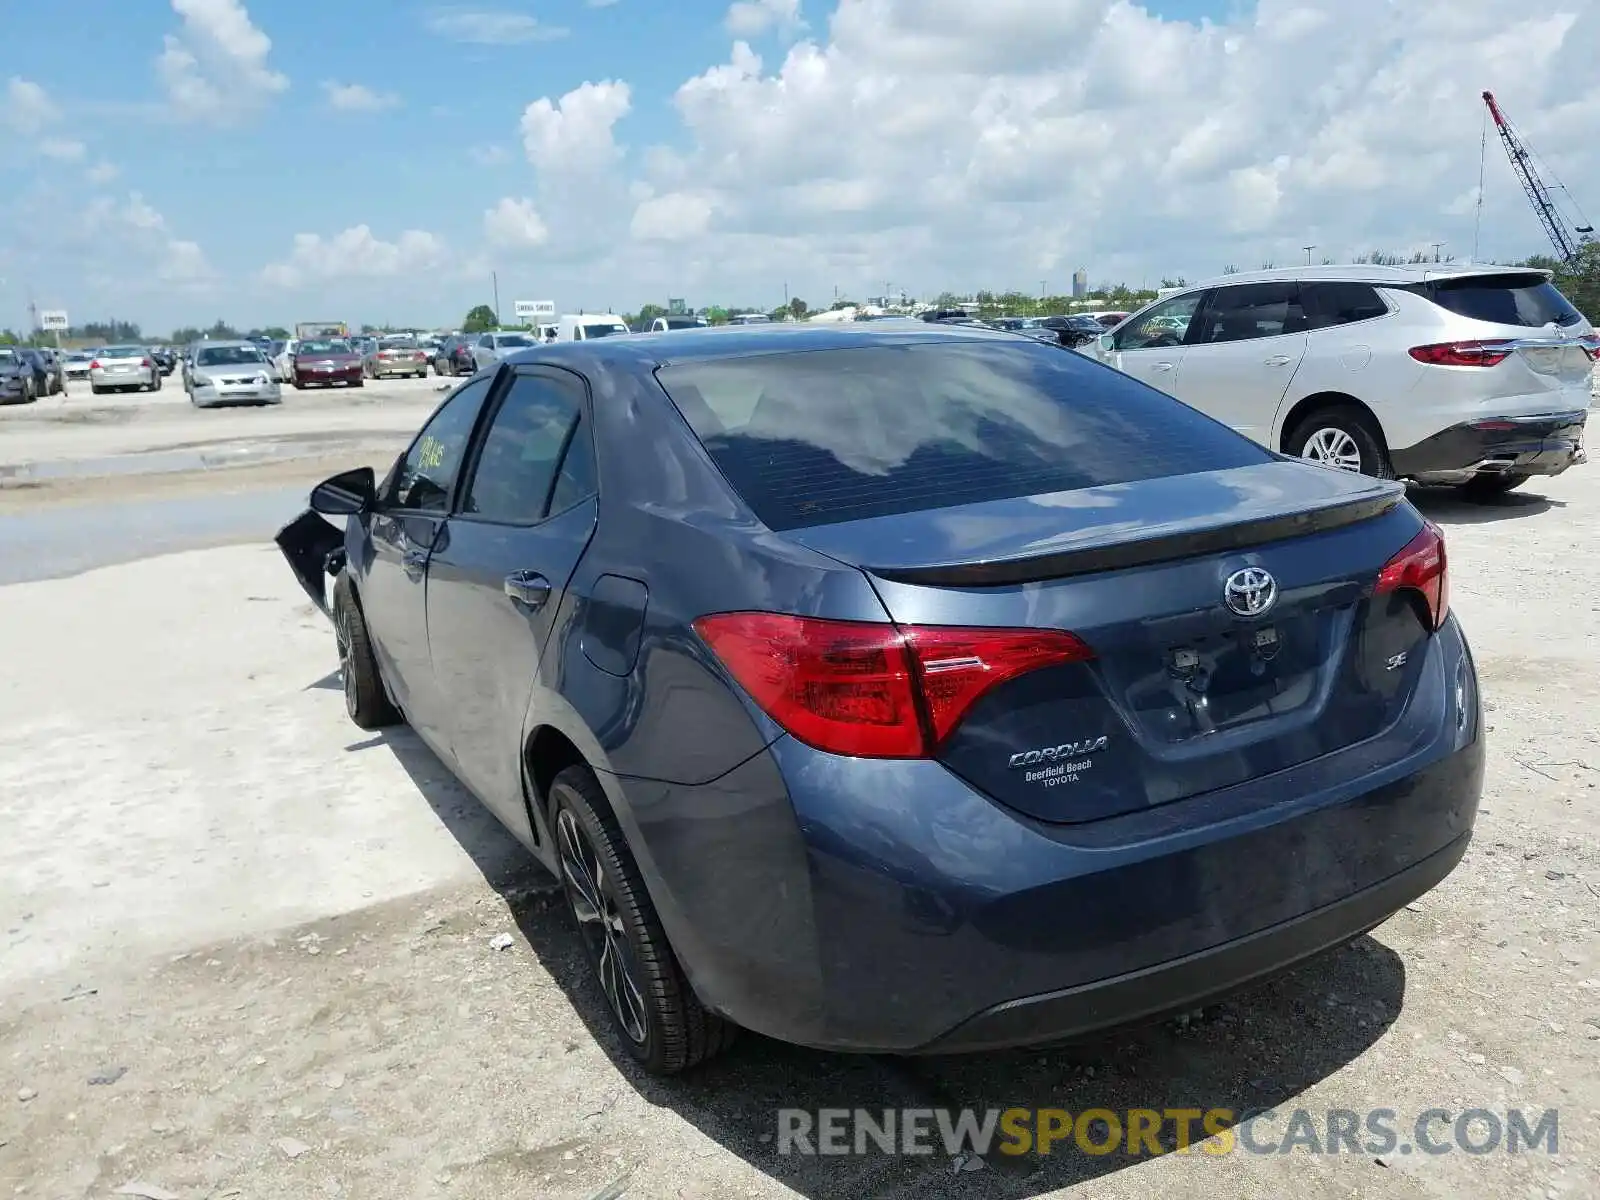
[89,360,101,370]
[1375,521,1449,631]
[693,613,1094,758]
[1579,333,1600,362]
[1408,341,1511,367]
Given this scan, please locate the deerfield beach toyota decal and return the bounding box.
[1008,736,1109,787]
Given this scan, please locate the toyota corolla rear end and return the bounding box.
[628,333,1482,1054]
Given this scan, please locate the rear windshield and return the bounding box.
[496,334,534,347]
[196,346,264,366]
[656,340,1271,530]
[380,337,418,349]
[298,340,351,354]
[100,346,144,358]
[1418,273,1582,328]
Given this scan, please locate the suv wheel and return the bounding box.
[1287,407,1395,479]
[550,766,736,1074]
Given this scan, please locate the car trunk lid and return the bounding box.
[785,460,1431,824]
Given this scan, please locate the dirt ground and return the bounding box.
[0,390,1596,1200]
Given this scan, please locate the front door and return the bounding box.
[1172,282,1309,444]
[359,374,495,752]
[1103,291,1206,397]
[425,367,599,839]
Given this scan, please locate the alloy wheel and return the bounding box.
[334,605,358,719]
[1301,427,1363,473]
[556,806,649,1045]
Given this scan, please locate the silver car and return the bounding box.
[1095,264,1594,498]
[62,350,95,382]
[470,330,537,371]
[89,345,161,394]
[187,341,281,408]
[363,334,431,379]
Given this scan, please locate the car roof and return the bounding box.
[1181,263,1553,291]
[503,319,1024,370]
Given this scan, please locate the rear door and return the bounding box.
[1172,282,1308,444]
[360,375,493,751]
[424,367,598,836]
[1101,291,1205,394]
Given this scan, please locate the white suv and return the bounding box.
[1096,265,1594,498]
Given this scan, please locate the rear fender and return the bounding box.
[274,510,346,617]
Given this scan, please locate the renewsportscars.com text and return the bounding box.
[776,1106,1559,1158]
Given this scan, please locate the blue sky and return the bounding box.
[2,0,1586,335]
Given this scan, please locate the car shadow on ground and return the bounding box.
[363,720,1408,1199]
[1409,484,1563,525]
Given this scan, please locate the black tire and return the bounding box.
[1458,471,1531,501]
[292,379,305,390]
[550,766,736,1075]
[352,377,364,387]
[332,575,401,730]
[1286,406,1395,479]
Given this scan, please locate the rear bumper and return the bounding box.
[918,832,1467,1053]
[621,616,1484,1053]
[1392,411,1587,481]
[371,362,428,376]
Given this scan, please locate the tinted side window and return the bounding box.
[1302,282,1389,329]
[462,374,584,523]
[1192,283,1305,344]
[548,415,596,514]
[1113,293,1203,350]
[389,378,492,512]
[1417,274,1582,328]
[656,341,1271,530]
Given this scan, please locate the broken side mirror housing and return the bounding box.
[310,466,376,516]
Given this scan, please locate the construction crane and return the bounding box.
[1482,90,1593,263]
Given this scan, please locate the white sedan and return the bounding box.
[88,346,161,394]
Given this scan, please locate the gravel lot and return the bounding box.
[0,388,1596,1200]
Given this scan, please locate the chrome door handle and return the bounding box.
[503,570,551,610]
[1151,361,1175,372]
[1264,355,1293,366]
[402,550,428,580]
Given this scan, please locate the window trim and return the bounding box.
[379,370,506,514]
[449,364,596,530]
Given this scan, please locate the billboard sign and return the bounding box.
[39,310,69,331]
[513,300,556,319]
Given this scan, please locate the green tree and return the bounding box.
[1525,240,1600,321]
[261,326,290,340]
[636,303,667,325]
[703,305,730,325]
[462,304,498,333]
[788,296,808,319]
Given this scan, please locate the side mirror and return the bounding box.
[310,466,377,516]
[1097,333,1114,354]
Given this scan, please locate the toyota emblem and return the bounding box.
[1223,567,1277,617]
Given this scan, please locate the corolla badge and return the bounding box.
[1008,736,1109,770]
[1223,567,1277,617]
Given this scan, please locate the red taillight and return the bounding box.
[1375,521,1449,631]
[1579,334,1600,362]
[1408,341,1510,367]
[141,357,153,368]
[693,612,1094,758]
[89,360,101,370]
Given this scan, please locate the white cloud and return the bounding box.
[157,0,288,123]
[424,8,568,43]
[80,192,216,286]
[323,81,400,112]
[4,77,57,134]
[634,0,1600,294]
[484,197,550,248]
[86,162,120,185]
[725,0,803,38]
[470,144,511,166]
[39,138,86,162]
[260,225,446,288]
[631,192,716,241]
[519,80,631,174]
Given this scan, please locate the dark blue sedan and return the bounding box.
[277,323,1481,1074]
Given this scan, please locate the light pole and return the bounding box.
[1431,242,1445,263]
[492,271,500,325]
[1302,245,1316,265]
